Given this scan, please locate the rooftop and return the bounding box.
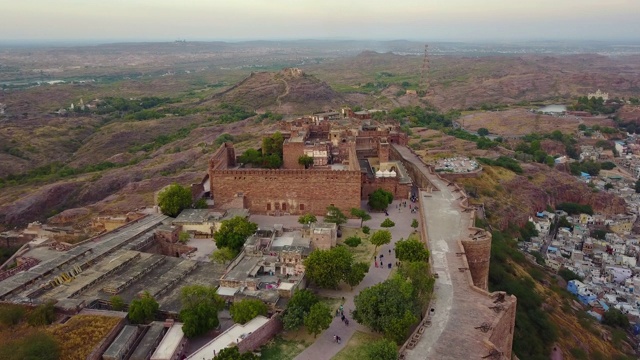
[151,323,184,360]
[186,316,270,360]
[103,325,138,359]
[130,322,166,360]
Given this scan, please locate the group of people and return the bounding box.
[374,250,393,269]
[336,304,349,325]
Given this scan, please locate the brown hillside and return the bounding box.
[459,163,626,230]
[205,68,345,114]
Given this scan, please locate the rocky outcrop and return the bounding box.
[480,163,626,229]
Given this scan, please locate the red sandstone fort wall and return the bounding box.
[209,142,235,171]
[461,237,491,290]
[361,177,410,200]
[283,141,304,169]
[210,169,361,216]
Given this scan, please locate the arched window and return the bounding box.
[267,203,271,211]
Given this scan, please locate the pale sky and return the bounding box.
[1,0,639,42]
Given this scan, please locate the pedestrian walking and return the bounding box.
[334,335,337,343]
[388,249,391,254]
[375,261,378,268]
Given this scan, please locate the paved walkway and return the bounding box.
[294,200,420,360]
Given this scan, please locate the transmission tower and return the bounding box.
[419,44,430,95]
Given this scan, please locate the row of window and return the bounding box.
[266,203,305,211]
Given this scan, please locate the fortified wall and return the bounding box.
[389,145,435,190]
[209,143,361,216]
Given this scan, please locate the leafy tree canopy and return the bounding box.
[210,247,237,264]
[298,213,317,225]
[366,339,398,360]
[350,208,371,227]
[368,188,394,211]
[0,331,60,360]
[214,216,258,253]
[345,262,369,289]
[325,205,347,226]
[477,127,489,136]
[344,236,362,247]
[230,299,268,324]
[380,218,395,228]
[395,238,429,262]
[411,219,419,229]
[110,295,125,311]
[298,154,314,169]
[158,183,193,217]
[27,300,56,326]
[304,246,354,289]
[215,346,259,360]
[129,291,159,324]
[282,289,319,330]
[179,285,224,338]
[304,302,332,338]
[370,230,392,252]
[353,276,418,344]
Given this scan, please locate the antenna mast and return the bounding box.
[419,44,430,96]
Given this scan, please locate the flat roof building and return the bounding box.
[150,323,186,360]
[102,325,139,360]
[186,316,270,360]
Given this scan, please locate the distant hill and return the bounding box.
[204,68,345,114]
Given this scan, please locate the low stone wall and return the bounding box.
[437,168,483,180]
[237,316,283,353]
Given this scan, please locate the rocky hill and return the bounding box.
[204,68,345,114]
[459,163,627,230]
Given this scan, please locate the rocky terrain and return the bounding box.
[203,68,345,113]
[459,162,627,230]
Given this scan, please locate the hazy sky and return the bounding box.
[2,0,639,42]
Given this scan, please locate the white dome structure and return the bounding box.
[382,170,391,178]
[376,170,384,178]
[389,170,397,177]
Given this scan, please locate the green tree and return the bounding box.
[304,246,354,289]
[282,289,319,330]
[397,261,434,308]
[604,183,614,190]
[304,302,332,338]
[262,153,283,169]
[395,238,429,262]
[545,155,555,167]
[520,221,539,241]
[215,346,259,360]
[178,231,190,244]
[298,213,317,225]
[345,262,369,289]
[214,133,235,146]
[558,268,582,282]
[262,132,284,159]
[602,308,630,329]
[210,247,236,264]
[634,179,640,194]
[194,198,208,209]
[411,218,419,230]
[344,236,362,247]
[350,208,371,227]
[325,205,347,226]
[362,226,371,235]
[0,331,60,360]
[230,299,268,324]
[214,216,258,253]
[368,189,394,211]
[353,276,418,344]
[477,128,489,136]
[380,218,395,228]
[128,291,159,324]
[238,148,262,165]
[298,154,314,169]
[0,304,25,327]
[366,339,398,360]
[179,285,224,338]
[110,295,125,311]
[158,183,193,217]
[27,300,56,326]
[370,230,392,253]
[578,124,587,131]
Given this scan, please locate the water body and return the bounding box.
[538,104,567,113]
